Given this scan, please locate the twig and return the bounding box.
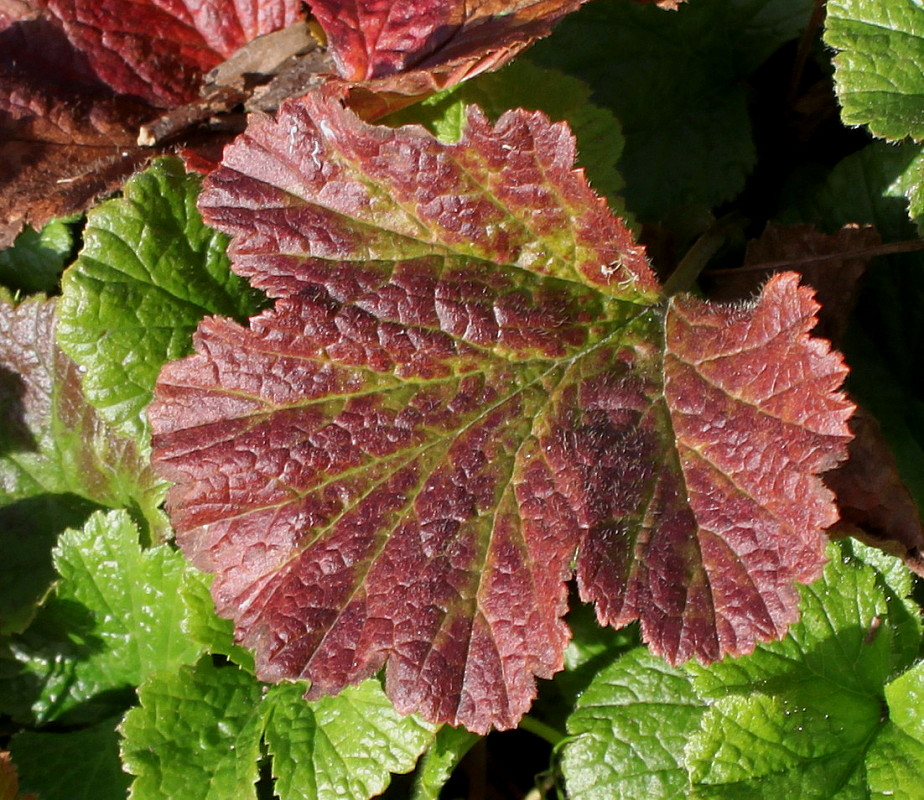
[705,239,924,276]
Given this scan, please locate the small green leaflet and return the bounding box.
[120,660,434,800]
[826,0,924,141]
[559,539,924,799]
[57,158,265,442]
[0,510,203,724]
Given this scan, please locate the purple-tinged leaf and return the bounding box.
[151,95,853,731]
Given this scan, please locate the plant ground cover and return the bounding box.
[1,0,923,798]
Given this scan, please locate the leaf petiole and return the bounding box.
[518,715,565,746]
[662,212,745,296]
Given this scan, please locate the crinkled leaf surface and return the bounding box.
[530,0,815,221]
[825,0,924,141]
[120,661,265,800]
[0,0,303,244]
[9,717,129,800]
[120,659,433,800]
[560,540,923,799]
[151,93,852,732]
[384,57,628,215]
[561,648,705,800]
[0,293,167,536]
[57,157,265,442]
[0,510,203,724]
[685,540,921,799]
[705,222,924,572]
[263,679,434,800]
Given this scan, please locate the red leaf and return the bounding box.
[311,0,588,82]
[150,95,853,731]
[200,91,657,302]
[308,0,590,118]
[37,0,303,106]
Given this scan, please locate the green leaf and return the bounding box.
[120,661,266,800]
[180,569,255,673]
[56,157,265,441]
[121,659,434,800]
[9,716,130,800]
[845,539,922,676]
[0,217,76,295]
[264,680,434,800]
[0,293,167,539]
[0,510,203,724]
[531,0,815,221]
[866,662,924,799]
[385,58,629,218]
[560,648,705,800]
[684,540,913,798]
[825,0,924,141]
[560,541,922,799]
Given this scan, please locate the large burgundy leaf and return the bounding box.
[0,0,302,245]
[150,94,853,731]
